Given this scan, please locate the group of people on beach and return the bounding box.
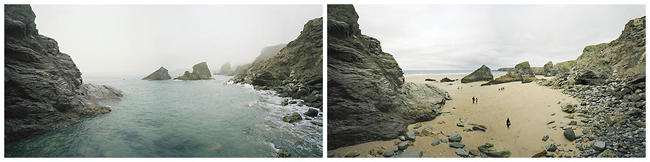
[472,96,478,104]
[498,87,505,91]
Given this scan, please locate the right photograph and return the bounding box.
[327,4,646,158]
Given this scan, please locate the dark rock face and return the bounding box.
[4,5,122,142]
[461,65,493,83]
[327,5,448,149]
[440,77,455,82]
[79,84,123,101]
[231,17,323,109]
[483,61,536,85]
[142,66,171,80]
[174,62,212,80]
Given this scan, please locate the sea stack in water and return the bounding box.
[230,17,323,109]
[175,62,212,80]
[4,5,122,142]
[461,65,493,83]
[216,62,232,75]
[142,67,171,80]
[327,5,448,149]
[483,61,536,85]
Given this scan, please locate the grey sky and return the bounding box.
[32,5,321,77]
[355,5,645,70]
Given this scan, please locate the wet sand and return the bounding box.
[329,73,584,157]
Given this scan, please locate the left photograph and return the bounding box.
[4,4,323,157]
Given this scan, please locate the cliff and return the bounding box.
[230,17,323,109]
[4,5,122,142]
[327,5,448,149]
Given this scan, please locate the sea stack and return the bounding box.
[543,61,554,76]
[142,67,172,80]
[216,62,232,75]
[175,62,212,80]
[483,61,536,85]
[327,5,448,149]
[230,17,323,108]
[4,5,122,142]
[461,65,493,83]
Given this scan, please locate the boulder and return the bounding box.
[397,141,409,150]
[486,150,512,157]
[425,78,436,81]
[561,103,576,113]
[455,149,469,157]
[4,5,122,142]
[461,65,493,83]
[545,144,557,152]
[542,135,549,141]
[304,108,319,117]
[142,67,172,80]
[326,5,448,150]
[448,133,462,142]
[174,62,213,80]
[441,77,455,82]
[593,140,606,151]
[543,61,554,76]
[564,128,576,141]
[383,150,395,157]
[395,150,423,158]
[449,142,465,148]
[282,112,303,123]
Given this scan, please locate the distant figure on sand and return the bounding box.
[506,118,511,128]
[472,97,475,104]
[476,98,478,104]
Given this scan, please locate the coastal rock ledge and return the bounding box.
[327,5,448,150]
[461,65,493,83]
[4,5,123,142]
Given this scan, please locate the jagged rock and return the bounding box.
[546,144,557,152]
[327,5,448,149]
[79,84,123,102]
[542,135,549,141]
[282,112,303,123]
[4,5,122,143]
[383,150,395,157]
[174,62,212,80]
[142,67,171,80]
[483,61,536,85]
[461,65,493,83]
[397,141,409,150]
[593,140,606,151]
[230,18,322,109]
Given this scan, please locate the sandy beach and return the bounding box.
[329,73,586,157]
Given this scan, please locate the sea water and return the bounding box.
[5,75,322,157]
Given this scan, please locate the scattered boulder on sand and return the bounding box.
[561,103,576,113]
[174,62,213,80]
[441,77,455,82]
[448,133,462,142]
[455,149,470,157]
[461,65,494,83]
[395,150,423,158]
[564,128,576,141]
[425,78,436,81]
[142,67,172,80]
[545,144,557,152]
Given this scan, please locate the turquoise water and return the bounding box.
[5,75,322,157]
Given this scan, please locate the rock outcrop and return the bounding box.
[253,44,286,63]
[327,5,448,149]
[230,17,323,109]
[4,5,122,142]
[461,65,493,83]
[142,67,171,80]
[543,61,554,76]
[539,16,645,157]
[483,61,536,85]
[216,62,232,75]
[174,62,212,80]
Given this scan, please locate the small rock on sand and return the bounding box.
[542,135,549,141]
[449,142,465,148]
[449,133,462,142]
[398,142,409,151]
[395,150,423,158]
[455,149,469,157]
[564,128,576,141]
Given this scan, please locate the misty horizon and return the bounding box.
[355,4,645,71]
[31,5,322,77]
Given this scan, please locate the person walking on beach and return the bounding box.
[472,97,475,104]
[506,118,511,128]
[476,97,478,104]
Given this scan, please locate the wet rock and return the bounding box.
[449,142,465,148]
[486,150,512,157]
[448,133,462,142]
[425,78,436,81]
[431,140,441,146]
[472,125,487,132]
[546,120,555,125]
[282,112,303,123]
[455,149,470,157]
[383,150,395,157]
[304,108,319,117]
[276,149,291,157]
[542,135,549,141]
[478,143,495,153]
[469,149,480,156]
[406,130,417,141]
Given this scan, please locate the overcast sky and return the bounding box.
[32,5,321,77]
[355,5,645,70]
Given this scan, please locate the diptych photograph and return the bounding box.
[3,0,647,160]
